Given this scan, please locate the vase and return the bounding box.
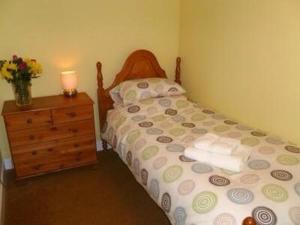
[12,80,32,107]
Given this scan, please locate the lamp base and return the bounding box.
[63,89,77,97]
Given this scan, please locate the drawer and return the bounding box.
[9,120,95,147]
[15,161,63,178]
[12,135,96,155]
[13,135,97,178]
[13,141,60,165]
[4,110,52,131]
[15,150,97,178]
[52,105,93,124]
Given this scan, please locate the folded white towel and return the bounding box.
[193,133,219,149]
[194,133,240,155]
[184,146,251,172]
[209,137,240,155]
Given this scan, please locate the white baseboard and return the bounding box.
[96,139,103,151]
[3,159,13,170]
[96,138,111,151]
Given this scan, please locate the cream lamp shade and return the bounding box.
[61,71,78,96]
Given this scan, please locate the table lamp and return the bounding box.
[61,71,78,97]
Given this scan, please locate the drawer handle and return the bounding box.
[29,135,35,140]
[33,165,42,170]
[47,148,53,152]
[70,128,78,133]
[76,157,81,162]
[27,118,33,124]
[67,112,77,118]
[51,127,58,131]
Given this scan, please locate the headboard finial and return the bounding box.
[96,61,104,91]
[243,217,257,225]
[175,57,181,85]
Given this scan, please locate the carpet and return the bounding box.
[4,150,171,225]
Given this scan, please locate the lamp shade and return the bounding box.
[61,71,78,96]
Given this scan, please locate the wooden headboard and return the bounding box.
[96,49,181,132]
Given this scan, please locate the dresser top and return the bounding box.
[2,92,93,115]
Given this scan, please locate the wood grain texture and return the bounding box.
[4,110,52,131]
[96,49,181,133]
[8,120,94,147]
[52,105,93,124]
[2,92,97,179]
[175,57,182,85]
[2,92,93,115]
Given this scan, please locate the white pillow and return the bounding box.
[110,78,185,106]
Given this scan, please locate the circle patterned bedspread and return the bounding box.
[102,95,300,225]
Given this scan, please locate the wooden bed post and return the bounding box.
[96,61,108,151]
[96,62,104,95]
[175,57,182,85]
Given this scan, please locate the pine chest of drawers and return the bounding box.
[2,92,97,179]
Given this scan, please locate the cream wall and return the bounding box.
[180,0,300,145]
[0,0,180,161]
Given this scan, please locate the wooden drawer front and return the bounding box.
[9,120,94,147]
[13,142,60,165]
[52,105,93,124]
[13,136,96,177]
[12,135,96,154]
[4,110,52,131]
[15,151,96,178]
[13,135,96,162]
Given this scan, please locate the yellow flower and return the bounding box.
[25,59,43,75]
[1,68,12,79]
[7,62,17,71]
[0,62,13,80]
[34,62,43,74]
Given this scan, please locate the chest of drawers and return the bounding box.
[2,92,97,179]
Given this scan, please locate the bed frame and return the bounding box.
[96,49,181,149]
[96,49,256,225]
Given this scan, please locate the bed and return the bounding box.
[96,49,300,225]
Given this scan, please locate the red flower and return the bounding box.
[19,62,27,70]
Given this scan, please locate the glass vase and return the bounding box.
[12,80,32,107]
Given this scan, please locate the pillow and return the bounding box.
[110,78,185,106]
[109,85,123,105]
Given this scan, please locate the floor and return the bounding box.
[4,150,171,225]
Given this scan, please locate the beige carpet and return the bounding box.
[4,150,171,225]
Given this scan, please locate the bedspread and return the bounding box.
[102,95,300,225]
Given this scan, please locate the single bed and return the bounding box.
[97,49,300,225]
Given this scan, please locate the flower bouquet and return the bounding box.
[0,55,42,107]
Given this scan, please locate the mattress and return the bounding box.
[101,95,300,225]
